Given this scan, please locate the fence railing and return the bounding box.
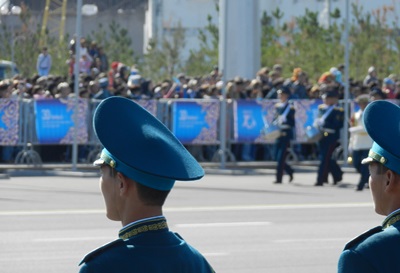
[0,97,389,165]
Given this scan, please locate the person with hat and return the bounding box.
[0,80,12,99]
[369,87,386,101]
[348,94,373,191]
[363,66,379,87]
[382,77,396,99]
[79,97,215,273]
[314,87,344,186]
[338,100,400,272]
[272,86,295,184]
[54,82,72,100]
[127,74,144,100]
[93,77,112,100]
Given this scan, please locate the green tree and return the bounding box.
[139,22,186,83]
[88,20,136,67]
[260,9,286,72]
[284,9,344,82]
[2,2,400,85]
[349,4,399,80]
[185,13,219,77]
[0,4,71,78]
[0,4,40,77]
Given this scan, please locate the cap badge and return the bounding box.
[368,151,387,164]
[100,151,117,168]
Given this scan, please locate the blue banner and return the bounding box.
[0,98,19,145]
[293,99,322,142]
[233,100,277,143]
[171,100,219,144]
[34,99,89,144]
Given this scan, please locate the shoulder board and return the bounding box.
[79,239,124,265]
[343,226,383,250]
[318,104,326,109]
[275,102,282,107]
[334,106,344,111]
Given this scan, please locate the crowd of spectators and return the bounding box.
[1,55,398,104]
[1,39,399,163]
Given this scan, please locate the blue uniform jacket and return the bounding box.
[79,217,215,273]
[274,102,295,140]
[318,104,344,140]
[338,210,400,272]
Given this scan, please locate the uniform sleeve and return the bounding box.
[338,249,378,273]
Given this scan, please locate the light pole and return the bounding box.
[218,0,228,168]
[342,0,350,165]
[72,3,98,171]
[72,0,82,171]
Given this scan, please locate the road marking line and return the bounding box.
[176,222,271,228]
[274,238,349,243]
[0,202,373,216]
[203,252,229,257]
[0,209,105,216]
[33,236,114,242]
[165,203,373,212]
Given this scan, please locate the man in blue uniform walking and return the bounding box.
[314,88,344,186]
[273,86,295,184]
[79,97,215,273]
[338,100,400,272]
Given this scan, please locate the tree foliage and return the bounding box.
[185,13,219,77]
[259,4,400,83]
[281,8,344,82]
[139,22,186,83]
[87,20,136,66]
[348,3,400,80]
[1,3,400,83]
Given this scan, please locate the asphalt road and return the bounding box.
[0,169,382,273]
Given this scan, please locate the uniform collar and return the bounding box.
[118,216,169,240]
[382,208,400,229]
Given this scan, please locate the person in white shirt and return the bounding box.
[349,94,373,191]
[36,47,52,76]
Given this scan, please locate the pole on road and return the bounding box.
[342,0,350,166]
[218,0,228,169]
[72,0,82,171]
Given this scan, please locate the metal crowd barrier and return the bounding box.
[1,97,393,165]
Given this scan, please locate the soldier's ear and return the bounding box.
[116,172,130,196]
[385,169,399,192]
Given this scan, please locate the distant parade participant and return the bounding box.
[348,94,373,191]
[79,97,215,273]
[273,86,295,184]
[338,100,400,272]
[314,87,344,186]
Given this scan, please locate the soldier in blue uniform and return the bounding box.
[314,88,344,186]
[273,87,295,184]
[79,97,215,273]
[338,100,400,272]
